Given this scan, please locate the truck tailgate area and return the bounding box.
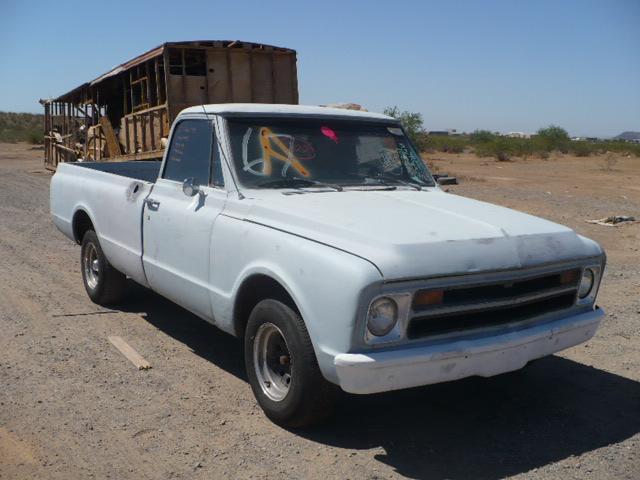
[50,161,156,286]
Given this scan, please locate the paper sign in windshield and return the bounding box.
[321,126,339,144]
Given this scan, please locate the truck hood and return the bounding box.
[243,188,601,279]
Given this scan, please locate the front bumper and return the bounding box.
[334,308,604,394]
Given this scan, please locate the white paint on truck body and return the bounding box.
[49,104,606,390]
[335,308,603,393]
[241,187,602,280]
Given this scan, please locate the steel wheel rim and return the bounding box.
[253,322,292,402]
[83,243,100,290]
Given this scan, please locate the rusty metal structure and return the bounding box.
[41,40,299,170]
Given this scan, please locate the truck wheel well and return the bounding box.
[72,210,94,244]
[234,274,299,338]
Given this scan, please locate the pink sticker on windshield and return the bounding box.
[321,126,339,144]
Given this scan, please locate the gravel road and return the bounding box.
[1,143,638,479]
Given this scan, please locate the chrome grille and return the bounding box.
[407,269,580,339]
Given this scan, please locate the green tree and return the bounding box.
[537,125,569,142]
[383,106,424,147]
[536,125,570,152]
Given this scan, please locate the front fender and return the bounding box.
[209,215,382,383]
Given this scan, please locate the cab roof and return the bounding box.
[179,103,397,122]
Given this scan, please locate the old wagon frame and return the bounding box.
[41,40,298,170]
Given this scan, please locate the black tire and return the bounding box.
[244,299,339,428]
[80,230,127,306]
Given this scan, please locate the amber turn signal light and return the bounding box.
[414,289,444,307]
[559,270,579,285]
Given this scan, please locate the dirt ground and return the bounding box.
[1,142,638,480]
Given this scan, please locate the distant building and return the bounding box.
[428,129,459,136]
[505,131,532,139]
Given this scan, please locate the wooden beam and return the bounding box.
[149,110,155,150]
[154,57,161,106]
[125,116,130,153]
[226,49,234,102]
[108,336,152,370]
[129,70,135,113]
[122,75,128,115]
[162,47,173,121]
[99,116,121,157]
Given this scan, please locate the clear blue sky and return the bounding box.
[1,0,638,137]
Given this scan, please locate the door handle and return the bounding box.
[145,198,160,211]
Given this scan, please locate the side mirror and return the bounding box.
[182,177,200,197]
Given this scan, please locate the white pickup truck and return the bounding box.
[51,104,605,427]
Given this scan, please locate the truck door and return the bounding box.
[142,118,227,320]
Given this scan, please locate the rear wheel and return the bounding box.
[81,230,127,305]
[244,299,339,427]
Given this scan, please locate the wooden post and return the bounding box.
[181,48,186,109]
[43,102,49,166]
[226,49,234,102]
[129,70,135,112]
[133,114,138,153]
[149,110,155,150]
[270,52,277,103]
[291,54,299,104]
[249,50,254,102]
[141,113,146,151]
[154,57,161,106]
[145,61,153,106]
[162,46,172,122]
[62,102,67,139]
[122,76,128,115]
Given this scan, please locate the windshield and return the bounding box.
[226,117,435,189]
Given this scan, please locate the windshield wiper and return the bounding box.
[368,173,424,190]
[256,177,343,191]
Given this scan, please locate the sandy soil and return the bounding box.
[0,143,638,480]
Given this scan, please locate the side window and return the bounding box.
[163,119,212,186]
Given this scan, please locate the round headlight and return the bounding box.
[578,268,595,299]
[367,297,398,337]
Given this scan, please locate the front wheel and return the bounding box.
[81,230,127,305]
[244,299,339,427]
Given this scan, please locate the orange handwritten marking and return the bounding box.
[259,127,310,177]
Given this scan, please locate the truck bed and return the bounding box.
[76,160,161,183]
[50,161,158,287]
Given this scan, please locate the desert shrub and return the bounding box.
[570,141,595,157]
[535,125,570,153]
[496,151,511,162]
[509,138,535,159]
[412,131,430,152]
[474,137,515,160]
[27,130,43,144]
[423,135,467,153]
[389,116,640,160]
[473,142,493,158]
[443,139,466,154]
[469,130,497,144]
[602,140,640,157]
[0,111,44,143]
